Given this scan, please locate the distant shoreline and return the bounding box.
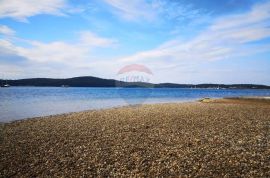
[1,76,270,89]
[2,86,270,89]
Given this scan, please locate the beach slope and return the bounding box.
[0,99,269,177]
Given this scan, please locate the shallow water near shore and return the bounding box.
[0,87,270,122]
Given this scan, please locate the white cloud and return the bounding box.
[0,63,24,78]
[102,0,203,22]
[118,1,270,66]
[0,39,14,49]
[0,30,117,64]
[79,31,117,47]
[17,41,89,63]
[103,0,156,21]
[0,0,67,21]
[152,0,202,20]
[0,25,15,36]
[0,29,120,79]
[210,2,270,31]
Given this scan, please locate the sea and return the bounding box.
[0,87,270,122]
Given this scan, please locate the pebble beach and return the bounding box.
[0,98,269,177]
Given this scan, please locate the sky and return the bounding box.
[0,0,270,84]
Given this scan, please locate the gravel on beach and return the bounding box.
[0,98,269,177]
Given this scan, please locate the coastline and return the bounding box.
[1,86,270,122]
[1,98,269,177]
[1,98,201,123]
[3,96,270,123]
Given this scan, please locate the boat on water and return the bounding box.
[1,80,11,87]
[1,84,10,87]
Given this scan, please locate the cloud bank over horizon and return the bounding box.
[0,0,270,84]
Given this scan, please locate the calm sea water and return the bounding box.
[0,87,270,122]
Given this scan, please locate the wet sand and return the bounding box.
[0,98,269,177]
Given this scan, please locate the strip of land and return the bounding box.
[0,98,269,177]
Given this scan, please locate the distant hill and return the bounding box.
[0,77,116,87]
[1,76,270,89]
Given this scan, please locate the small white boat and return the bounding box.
[2,84,10,87]
[1,80,10,87]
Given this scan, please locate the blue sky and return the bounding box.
[0,0,270,84]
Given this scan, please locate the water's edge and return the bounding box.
[1,87,270,122]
